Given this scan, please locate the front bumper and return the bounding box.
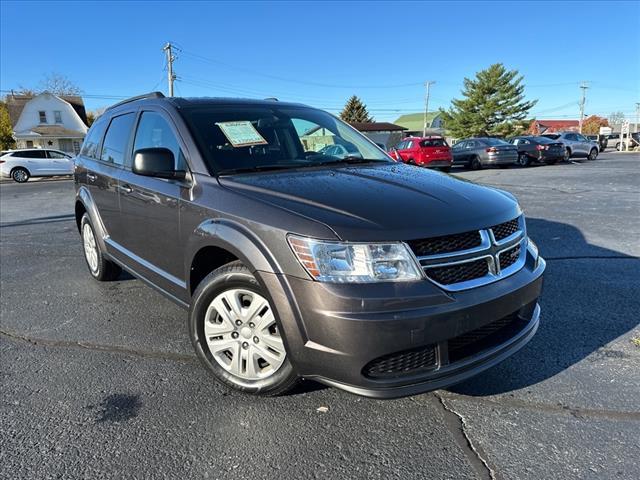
[260,249,545,399]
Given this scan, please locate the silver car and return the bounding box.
[451,137,518,170]
[541,132,599,160]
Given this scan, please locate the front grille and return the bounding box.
[491,218,519,241]
[407,230,482,257]
[363,344,437,379]
[426,258,489,285]
[499,245,521,270]
[448,311,530,363]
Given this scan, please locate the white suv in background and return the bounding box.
[541,132,599,161]
[0,149,74,183]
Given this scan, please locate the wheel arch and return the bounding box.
[75,186,109,252]
[185,218,285,296]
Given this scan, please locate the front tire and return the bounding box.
[588,148,598,160]
[80,214,121,281]
[189,261,298,396]
[564,148,572,161]
[11,167,30,183]
[517,153,530,167]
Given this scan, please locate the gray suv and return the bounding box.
[541,132,599,160]
[75,93,545,398]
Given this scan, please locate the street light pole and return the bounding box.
[578,82,589,134]
[423,81,435,137]
[163,43,176,97]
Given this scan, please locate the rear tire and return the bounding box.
[470,156,482,170]
[189,260,298,396]
[564,148,572,161]
[440,166,451,173]
[80,214,121,281]
[11,167,29,183]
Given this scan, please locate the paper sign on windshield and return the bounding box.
[216,121,268,147]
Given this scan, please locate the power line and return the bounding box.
[178,49,425,89]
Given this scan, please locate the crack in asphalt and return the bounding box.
[3,328,639,423]
[0,214,75,228]
[438,392,640,422]
[424,393,496,480]
[0,329,197,363]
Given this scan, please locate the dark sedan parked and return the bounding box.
[452,137,518,170]
[508,136,565,167]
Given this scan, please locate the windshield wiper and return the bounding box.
[217,164,302,175]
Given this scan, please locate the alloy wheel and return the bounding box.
[518,153,529,167]
[204,288,286,380]
[82,223,99,273]
[12,169,28,182]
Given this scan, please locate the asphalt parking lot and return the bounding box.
[1,151,639,480]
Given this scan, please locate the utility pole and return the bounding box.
[163,43,176,97]
[578,82,589,133]
[423,81,435,137]
[635,102,640,134]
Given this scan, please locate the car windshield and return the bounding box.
[420,138,448,147]
[181,104,391,174]
[483,138,510,146]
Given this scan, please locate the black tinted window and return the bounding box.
[542,134,560,140]
[81,118,108,159]
[420,138,448,147]
[133,112,186,170]
[100,113,136,165]
[17,150,47,159]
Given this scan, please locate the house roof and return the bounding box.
[4,92,88,127]
[349,122,407,132]
[532,119,580,133]
[394,112,441,132]
[15,125,86,138]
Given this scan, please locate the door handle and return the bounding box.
[118,184,133,194]
[87,173,97,182]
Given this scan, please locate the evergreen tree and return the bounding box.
[340,95,374,123]
[0,102,16,150]
[440,64,537,138]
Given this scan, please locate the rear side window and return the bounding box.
[133,112,186,170]
[420,138,448,147]
[17,150,47,159]
[81,118,108,159]
[100,113,136,165]
[483,138,509,146]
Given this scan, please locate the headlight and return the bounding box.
[288,235,423,283]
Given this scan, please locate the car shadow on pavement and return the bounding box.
[449,217,640,397]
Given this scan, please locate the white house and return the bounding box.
[6,92,88,153]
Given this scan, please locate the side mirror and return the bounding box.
[132,148,185,180]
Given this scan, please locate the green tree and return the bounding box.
[440,63,537,138]
[340,95,374,123]
[0,102,16,150]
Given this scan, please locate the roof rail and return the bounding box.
[106,92,165,111]
[264,97,279,101]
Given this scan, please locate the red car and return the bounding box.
[389,136,452,171]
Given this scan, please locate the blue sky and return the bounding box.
[1,1,638,122]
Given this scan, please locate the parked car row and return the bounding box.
[0,148,74,182]
[388,131,604,171]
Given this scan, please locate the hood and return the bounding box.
[218,164,521,242]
